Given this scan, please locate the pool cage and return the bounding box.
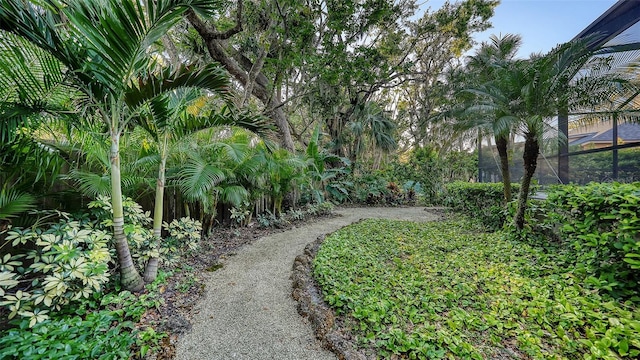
[479,0,640,186]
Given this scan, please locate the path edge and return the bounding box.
[291,233,368,360]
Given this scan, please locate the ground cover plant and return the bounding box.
[314,219,640,359]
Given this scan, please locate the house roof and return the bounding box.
[568,132,598,146]
[568,122,640,146]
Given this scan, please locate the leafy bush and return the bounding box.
[161,217,202,265]
[352,172,390,204]
[344,171,417,206]
[256,211,289,228]
[0,282,166,359]
[441,181,520,230]
[0,196,201,327]
[1,219,112,326]
[88,196,155,271]
[523,182,640,298]
[390,148,477,204]
[324,179,353,203]
[88,196,201,269]
[230,201,253,227]
[314,219,640,359]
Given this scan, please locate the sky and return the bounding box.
[422,0,619,58]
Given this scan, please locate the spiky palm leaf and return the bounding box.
[0,188,35,221]
[178,154,227,202]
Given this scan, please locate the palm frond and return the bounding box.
[0,188,36,221]
[177,155,226,201]
[125,63,230,108]
[217,185,249,208]
[66,169,111,199]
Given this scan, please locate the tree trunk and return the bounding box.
[514,133,539,230]
[495,135,511,203]
[143,148,167,283]
[186,11,295,152]
[110,130,145,292]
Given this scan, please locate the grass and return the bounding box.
[313,219,640,359]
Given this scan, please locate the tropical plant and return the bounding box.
[136,85,270,282]
[461,34,523,203]
[254,145,306,214]
[304,124,349,203]
[342,102,397,167]
[0,0,227,290]
[1,218,112,327]
[511,39,615,229]
[0,188,35,226]
[172,130,256,231]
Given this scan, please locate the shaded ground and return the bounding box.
[165,207,441,360]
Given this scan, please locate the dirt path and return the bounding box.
[175,207,439,360]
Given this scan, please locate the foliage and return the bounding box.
[351,172,395,205]
[0,188,36,223]
[230,201,253,227]
[256,202,333,228]
[314,219,640,359]
[256,211,287,229]
[441,181,520,230]
[161,217,202,264]
[0,279,166,359]
[515,182,640,298]
[88,196,201,270]
[338,169,428,206]
[1,219,112,326]
[302,124,351,204]
[390,148,477,204]
[0,0,230,291]
[88,196,155,272]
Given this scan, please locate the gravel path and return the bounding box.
[175,207,440,360]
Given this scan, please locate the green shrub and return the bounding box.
[441,181,520,230]
[531,182,640,298]
[88,196,155,271]
[344,171,418,206]
[1,219,112,326]
[0,311,136,359]
[88,196,201,269]
[390,148,477,204]
[0,197,201,327]
[161,217,202,266]
[0,284,166,359]
[352,172,390,204]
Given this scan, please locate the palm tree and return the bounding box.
[138,88,270,282]
[463,34,523,203]
[0,0,226,291]
[171,127,260,231]
[348,102,397,169]
[510,39,614,230]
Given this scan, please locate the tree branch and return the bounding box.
[185,0,243,40]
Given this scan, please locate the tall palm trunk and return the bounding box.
[495,134,511,203]
[110,130,145,291]
[514,133,539,230]
[143,147,167,283]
